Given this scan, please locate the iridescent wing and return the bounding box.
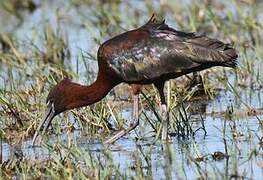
[102,15,237,82]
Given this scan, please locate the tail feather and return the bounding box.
[188,35,238,68]
[220,45,238,68]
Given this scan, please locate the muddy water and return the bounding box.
[0,0,263,179]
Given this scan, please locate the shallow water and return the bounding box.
[0,0,263,179]
[1,89,263,178]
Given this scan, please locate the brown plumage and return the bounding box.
[32,15,237,145]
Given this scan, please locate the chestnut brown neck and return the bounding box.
[65,72,118,111]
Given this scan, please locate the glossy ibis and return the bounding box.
[32,15,237,145]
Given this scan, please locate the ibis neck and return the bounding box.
[84,73,116,105]
[66,73,117,110]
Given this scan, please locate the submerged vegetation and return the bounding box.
[0,0,262,179]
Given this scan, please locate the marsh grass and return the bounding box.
[0,0,262,179]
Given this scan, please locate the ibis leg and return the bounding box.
[154,81,169,141]
[161,104,169,141]
[104,94,139,144]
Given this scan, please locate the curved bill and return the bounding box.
[32,102,55,146]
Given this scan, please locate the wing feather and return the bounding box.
[107,15,238,82]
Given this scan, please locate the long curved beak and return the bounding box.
[32,102,55,146]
